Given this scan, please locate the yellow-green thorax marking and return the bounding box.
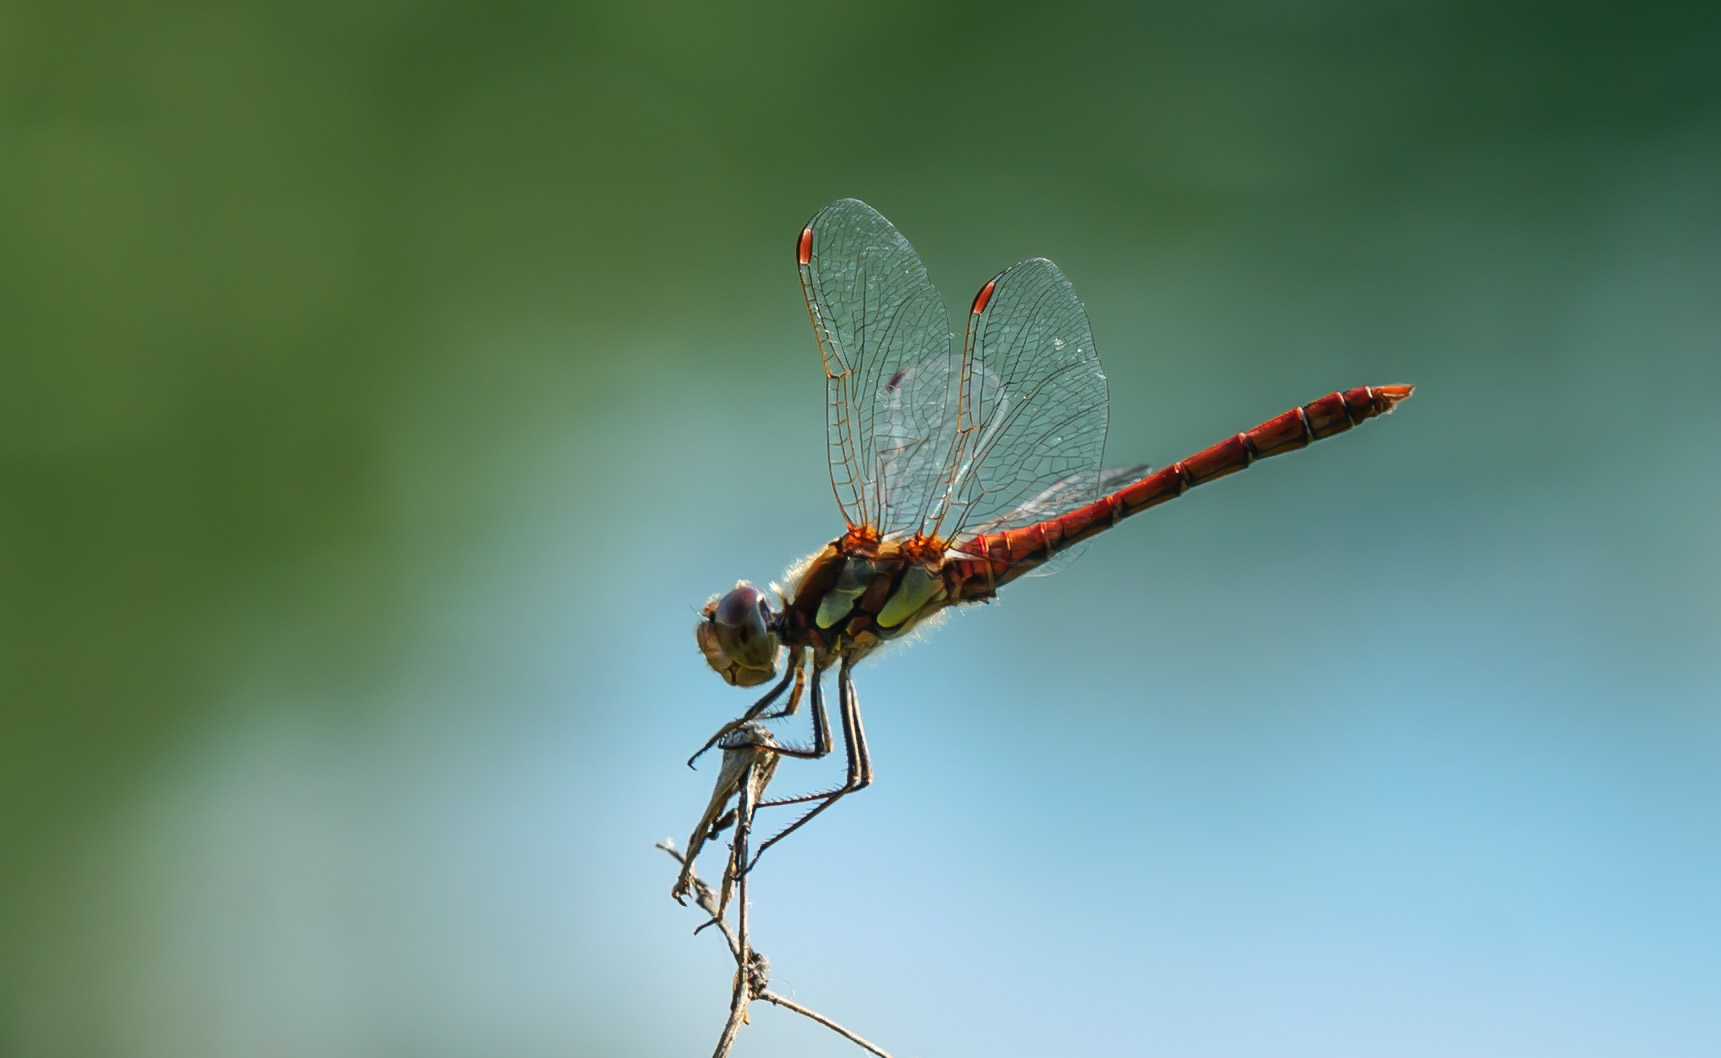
[782,536,959,664]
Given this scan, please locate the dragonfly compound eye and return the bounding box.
[695,582,780,687]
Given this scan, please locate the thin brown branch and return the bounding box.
[757,991,894,1058]
[672,727,780,909]
[709,752,764,1058]
[655,843,738,957]
[653,750,894,1058]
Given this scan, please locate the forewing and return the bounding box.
[932,259,1111,540]
[797,199,957,536]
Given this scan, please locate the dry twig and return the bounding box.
[658,843,893,1058]
[662,723,893,1058]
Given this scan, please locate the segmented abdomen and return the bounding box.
[953,384,1413,592]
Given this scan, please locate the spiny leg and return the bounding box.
[686,650,806,768]
[758,656,808,721]
[749,657,872,870]
[754,662,832,763]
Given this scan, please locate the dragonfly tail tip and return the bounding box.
[1373,384,1415,413]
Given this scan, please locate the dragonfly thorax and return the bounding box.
[777,537,956,665]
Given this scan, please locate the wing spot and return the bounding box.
[971,278,998,315]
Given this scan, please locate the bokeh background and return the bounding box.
[4,2,1718,1055]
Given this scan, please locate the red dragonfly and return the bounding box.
[689,198,1412,866]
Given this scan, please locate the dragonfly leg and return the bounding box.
[747,658,872,871]
[686,650,806,768]
[757,658,807,720]
[702,806,737,839]
[749,661,832,762]
[681,672,833,896]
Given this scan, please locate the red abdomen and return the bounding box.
[952,384,1413,592]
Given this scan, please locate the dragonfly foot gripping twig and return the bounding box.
[662,722,893,1058]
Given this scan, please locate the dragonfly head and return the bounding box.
[696,582,781,687]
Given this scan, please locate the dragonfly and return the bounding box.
[686,198,1412,874]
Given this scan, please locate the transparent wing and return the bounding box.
[966,462,1151,535]
[797,199,957,537]
[965,463,1150,577]
[930,258,1112,541]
